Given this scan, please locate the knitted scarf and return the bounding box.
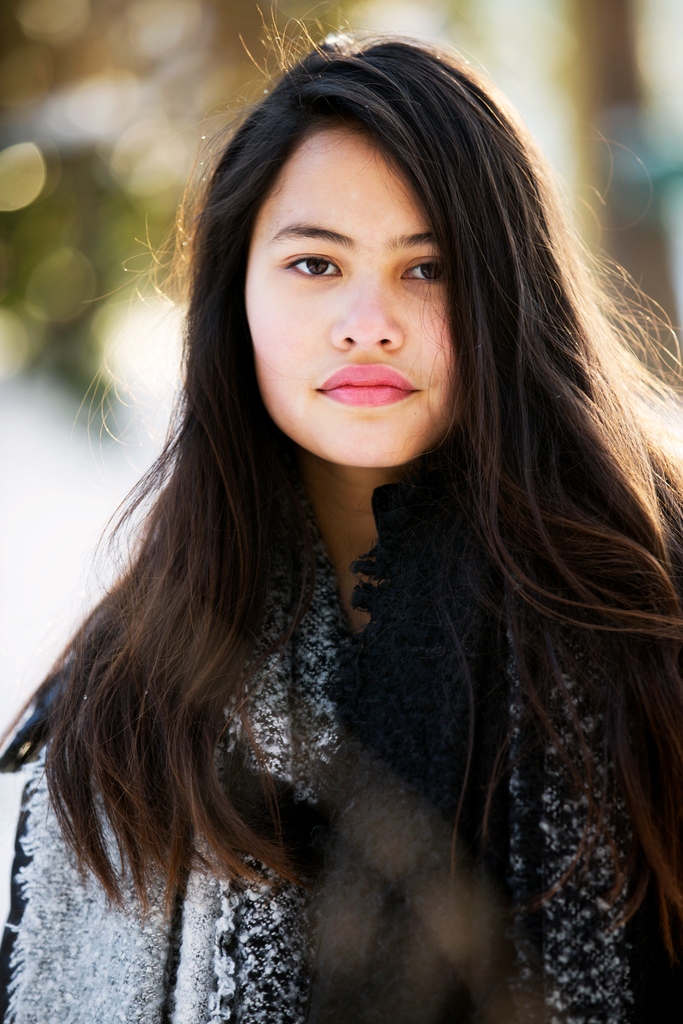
[3,474,638,1023]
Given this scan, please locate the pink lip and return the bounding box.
[318,364,417,407]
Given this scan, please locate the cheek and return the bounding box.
[411,301,454,391]
[413,306,456,440]
[248,300,311,430]
[247,275,291,390]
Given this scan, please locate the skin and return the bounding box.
[245,128,454,627]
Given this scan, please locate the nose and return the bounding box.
[331,281,404,351]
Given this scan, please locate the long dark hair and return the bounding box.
[37,33,683,950]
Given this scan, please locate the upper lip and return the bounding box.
[319,364,416,391]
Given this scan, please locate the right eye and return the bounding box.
[288,257,340,276]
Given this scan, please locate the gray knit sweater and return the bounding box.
[4,501,636,1023]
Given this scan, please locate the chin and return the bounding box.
[302,421,443,467]
[307,437,424,469]
[336,453,411,469]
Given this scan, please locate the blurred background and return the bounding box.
[2,0,683,917]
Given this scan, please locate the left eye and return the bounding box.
[406,262,443,281]
[291,258,339,276]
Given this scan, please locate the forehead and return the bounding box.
[251,127,429,244]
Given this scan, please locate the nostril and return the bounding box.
[345,337,393,346]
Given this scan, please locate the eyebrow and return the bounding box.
[270,223,435,251]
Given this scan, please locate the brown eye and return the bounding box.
[407,261,443,281]
[291,257,338,276]
[307,259,330,275]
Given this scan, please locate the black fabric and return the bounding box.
[159,876,187,1024]
[626,882,683,1024]
[312,471,526,1021]
[0,668,66,773]
[0,669,65,1019]
[0,785,33,1023]
[319,469,679,1021]
[332,470,510,862]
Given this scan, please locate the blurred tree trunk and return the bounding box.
[570,0,679,332]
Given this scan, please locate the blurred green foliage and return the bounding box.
[1,0,683,399]
[0,0,356,395]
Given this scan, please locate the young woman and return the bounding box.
[2,32,683,1024]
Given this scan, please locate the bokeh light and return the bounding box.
[16,0,90,45]
[109,114,192,196]
[96,296,184,408]
[126,0,203,59]
[0,142,46,211]
[0,45,52,109]
[64,72,140,139]
[24,246,95,321]
[0,307,31,380]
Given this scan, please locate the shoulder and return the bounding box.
[0,666,68,774]
[2,750,173,1024]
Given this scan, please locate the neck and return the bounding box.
[296,448,406,630]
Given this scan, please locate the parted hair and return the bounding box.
[34,33,683,953]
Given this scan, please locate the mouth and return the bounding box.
[318,364,417,407]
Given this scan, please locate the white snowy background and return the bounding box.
[0,300,181,923]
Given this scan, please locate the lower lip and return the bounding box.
[321,385,415,407]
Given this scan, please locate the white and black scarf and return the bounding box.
[1,475,661,1023]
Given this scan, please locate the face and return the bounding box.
[245,128,454,469]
